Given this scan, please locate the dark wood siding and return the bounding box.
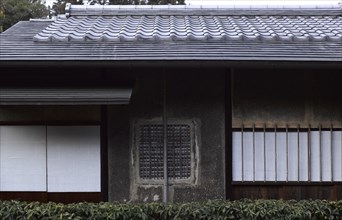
[228,68,342,200]
[230,184,342,200]
[0,192,101,203]
[0,192,48,202]
[48,193,101,203]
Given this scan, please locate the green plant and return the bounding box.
[0,199,341,220]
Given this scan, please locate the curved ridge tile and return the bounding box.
[33,14,342,42]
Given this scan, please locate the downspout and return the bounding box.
[163,70,169,203]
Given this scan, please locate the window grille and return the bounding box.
[232,125,342,182]
[138,124,191,180]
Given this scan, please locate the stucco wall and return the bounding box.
[107,68,226,202]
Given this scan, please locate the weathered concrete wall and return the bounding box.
[232,69,342,128]
[107,68,226,202]
[107,105,131,202]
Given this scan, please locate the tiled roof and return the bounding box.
[34,15,342,42]
[33,4,342,42]
[1,4,341,63]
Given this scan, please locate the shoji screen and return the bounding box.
[47,126,100,192]
[233,128,342,182]
[0,126,47,191]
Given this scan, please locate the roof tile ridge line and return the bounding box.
[64,4,342,17]
[67,4,341,10]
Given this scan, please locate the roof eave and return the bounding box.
[1,60,341,69]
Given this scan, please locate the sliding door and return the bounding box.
[0,126,46,191]
[47,126,100,192]
[0,125,101,202]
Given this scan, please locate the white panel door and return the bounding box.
[47,126,100,192]
[0,126,47,191]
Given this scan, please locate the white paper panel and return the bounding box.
[310,131,320,181]
[265,132,276,181]
[0,126,46,191]
[232,132,242,181]
[243,132,253,181]
[321,131,332,181]
[232,129,341,182]
[276,132,286,181]
[47,126,100,192]
[299,132,309,181]
[332,131,342,181]
[254,133,264,181]
[288,133,298,181]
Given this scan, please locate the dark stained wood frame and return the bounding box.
[0,117,107,203]
[100,105,108,202]
[225,68,233,200]
[230,184,342,200]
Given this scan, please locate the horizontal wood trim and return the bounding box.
[0,121,101,125]
[48,192,101,203]
[0,192,48,202]
[232,181,341,186]
[231,185,342,200]
[0,192,101,203]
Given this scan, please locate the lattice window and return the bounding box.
[138,124,192,180]
[233,125,342,182]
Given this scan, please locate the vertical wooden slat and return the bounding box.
[0,126,1,191]
[297,124,300,182]
[319,124,322,182]
[330,124,333,182]
[172,125,176,179]
[308,125,311,182]
[225,69,233,199]
[146,126,151,179]
[275,124,277,183]
[46,126,48,193]
[264,124,266,182]
[286,124,288,182]
[179,126,183,179]
[162,71,168,203]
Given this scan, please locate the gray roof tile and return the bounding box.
[1,5,342,62]
[65,4,342,16]
[33,15,342,43]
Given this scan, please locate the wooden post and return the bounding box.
[163,71,168,203]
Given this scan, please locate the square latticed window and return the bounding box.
[138,124,192,180]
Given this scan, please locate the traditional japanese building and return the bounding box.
[0,2,341,203]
